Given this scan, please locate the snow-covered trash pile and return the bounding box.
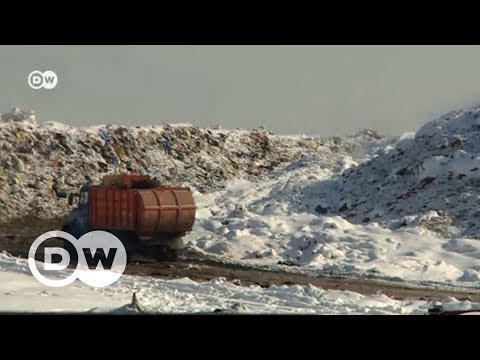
[0,110,305,220]
[0,107,390,221]
[0,107,37,125]
[188,177,480,285]
[186,105,480,285]
[313,105,480,239]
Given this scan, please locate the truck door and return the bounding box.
[64,185,91,237]
[77,186,90,231]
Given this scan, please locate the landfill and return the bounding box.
[0,107,369,221]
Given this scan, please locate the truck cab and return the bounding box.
[63,184,91,238]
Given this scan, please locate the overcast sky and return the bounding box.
[1,45,480,136]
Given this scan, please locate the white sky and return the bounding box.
[2,45,480,136]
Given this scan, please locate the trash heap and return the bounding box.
[0,108,335,220]
[317,104,480,238]
[0,107,37,125]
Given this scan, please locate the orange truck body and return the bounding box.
[87,176,196,236]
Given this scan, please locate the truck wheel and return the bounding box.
[108,230,137,264]
[150,245,167,261]
[150,245,179,262]
[166,248,179,262]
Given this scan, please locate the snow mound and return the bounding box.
[316,104,480,239]
[185,106,480,284]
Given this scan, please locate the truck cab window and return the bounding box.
[80,192,88,206]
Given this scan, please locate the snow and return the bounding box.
[1,253,478,314]
[40,121,75,132]
[185,145,480,286]
[182,106,480,286]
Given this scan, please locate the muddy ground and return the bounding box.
[1,217,479,302]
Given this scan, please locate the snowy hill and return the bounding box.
[184,106,480,285]
[313,105,480,240]
[186,154,480,285]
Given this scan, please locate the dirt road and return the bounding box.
[1,217,479,302]
[123,256,480,301]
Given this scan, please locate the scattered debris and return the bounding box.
[0,107,388,222]
[0,108,313,220]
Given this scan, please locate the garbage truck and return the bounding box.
[61,174,196,262]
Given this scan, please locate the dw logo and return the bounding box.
[28,70,58,90]
[28,230,127,288]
